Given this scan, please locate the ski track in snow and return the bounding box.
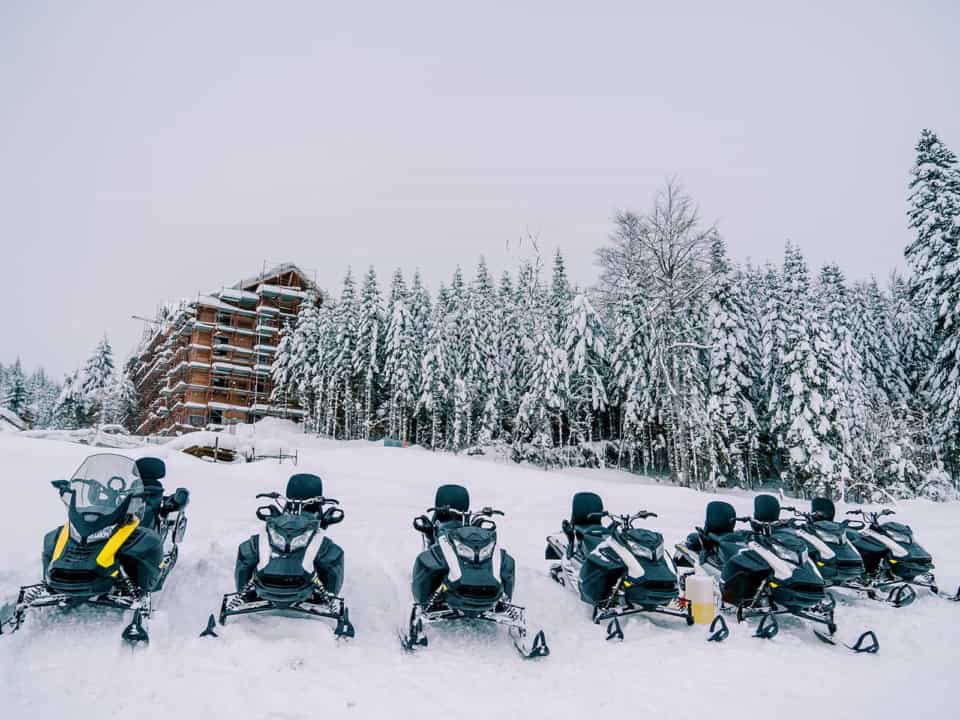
[1,432,958,720]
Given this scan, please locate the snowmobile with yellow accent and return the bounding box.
[1,454,188,646]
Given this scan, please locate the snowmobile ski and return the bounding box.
[510,627,550,659]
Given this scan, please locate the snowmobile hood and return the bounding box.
[624,527,663,549]
[880,521,914,543]
[268,514,319,535]
[451,525,496,549]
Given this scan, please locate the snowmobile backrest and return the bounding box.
[434,484,469,523]
[811,497,836,521]
[287,473,323,500]
[571,492,604,527]
[754,495,781,524]
[705,501,737,535]
[135,457,166,483]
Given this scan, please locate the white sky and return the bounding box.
[2,1,959,376]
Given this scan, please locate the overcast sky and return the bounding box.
[3,1,958,377]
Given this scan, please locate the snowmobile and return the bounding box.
[201,472,355,639]
[400,484,549,658]
[545,492,692,640]
[754,495,863,587]
[1,454,189,646]
[674,496,879,653]
[838,505,959,606]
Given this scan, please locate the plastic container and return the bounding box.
[685,573,716,625]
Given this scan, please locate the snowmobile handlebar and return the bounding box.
[846,508,895,525]
[587,510,659,529]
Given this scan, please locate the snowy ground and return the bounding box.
[1,427,958,720]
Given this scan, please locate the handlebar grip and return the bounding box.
[256,492,280,499]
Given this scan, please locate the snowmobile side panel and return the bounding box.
[412,547,447,604]
[236,537,258,592]
[116,527,164,592]
[314,537,344,595]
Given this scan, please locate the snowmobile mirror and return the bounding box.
[321,507,344,528]
[51,480,70,495]
[413,516,433,534]
[171,488,190,509]
[257,506,280,521]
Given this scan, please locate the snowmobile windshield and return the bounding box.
[67,454,145,519]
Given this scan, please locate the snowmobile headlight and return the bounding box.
[68,522,117,543]
[887,530,911,544]
[771,542,801,565]
[267,526,287,551]
[451,537,476,561]
[814,529,841,544]
[476,540,497,562]
[85,524,118,543]
[288,529,315,551]
[625,538,655,561]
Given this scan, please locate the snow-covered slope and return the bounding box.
[1,431,958,720]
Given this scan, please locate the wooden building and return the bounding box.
[129,263,321,435]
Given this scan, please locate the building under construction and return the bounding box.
[129,263,321,435]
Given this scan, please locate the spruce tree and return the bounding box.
[706,238,758,487]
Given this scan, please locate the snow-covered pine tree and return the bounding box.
[769,244,846,495]
[890,271,933,397]
[353,267,384,440]
[466,258,499,448]
[407,271,431,443]
[550,249,573,346]
[383,270,418,442]
[27,367,60,429]
[2,358,29,421]
[905,129,960,311]
[759,265,787,450]
[328,269,359,438]
[80,337,115,426]
[102,373,138,426]
[706,237,758,487]
[287,294,322,422]
[418,288,452,449]
[904,130,960,468]
[52,371,87,430]
[564,291,608,449]
[496,270,522,438]
[270,319,298,416]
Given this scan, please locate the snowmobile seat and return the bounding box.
[571,492,605,538]
[753,495,781,524]
[705,501,737,535]
[287,473,324,514]
[136,457,166,530]
[811,497,836,521]
[433,484,470,523]
[702,501,738,550]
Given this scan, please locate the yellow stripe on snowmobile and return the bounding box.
[95,519,140,568]
[51,523,70,562]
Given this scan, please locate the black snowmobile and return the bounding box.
[674,496,879,653]
[839,505,959,606]
[400,484,548,658]
[777,497,865,587]
[545,492,692,640]
[1,454,189,646]
[201,473,354,639]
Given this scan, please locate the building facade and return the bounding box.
[129,263,320,435]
